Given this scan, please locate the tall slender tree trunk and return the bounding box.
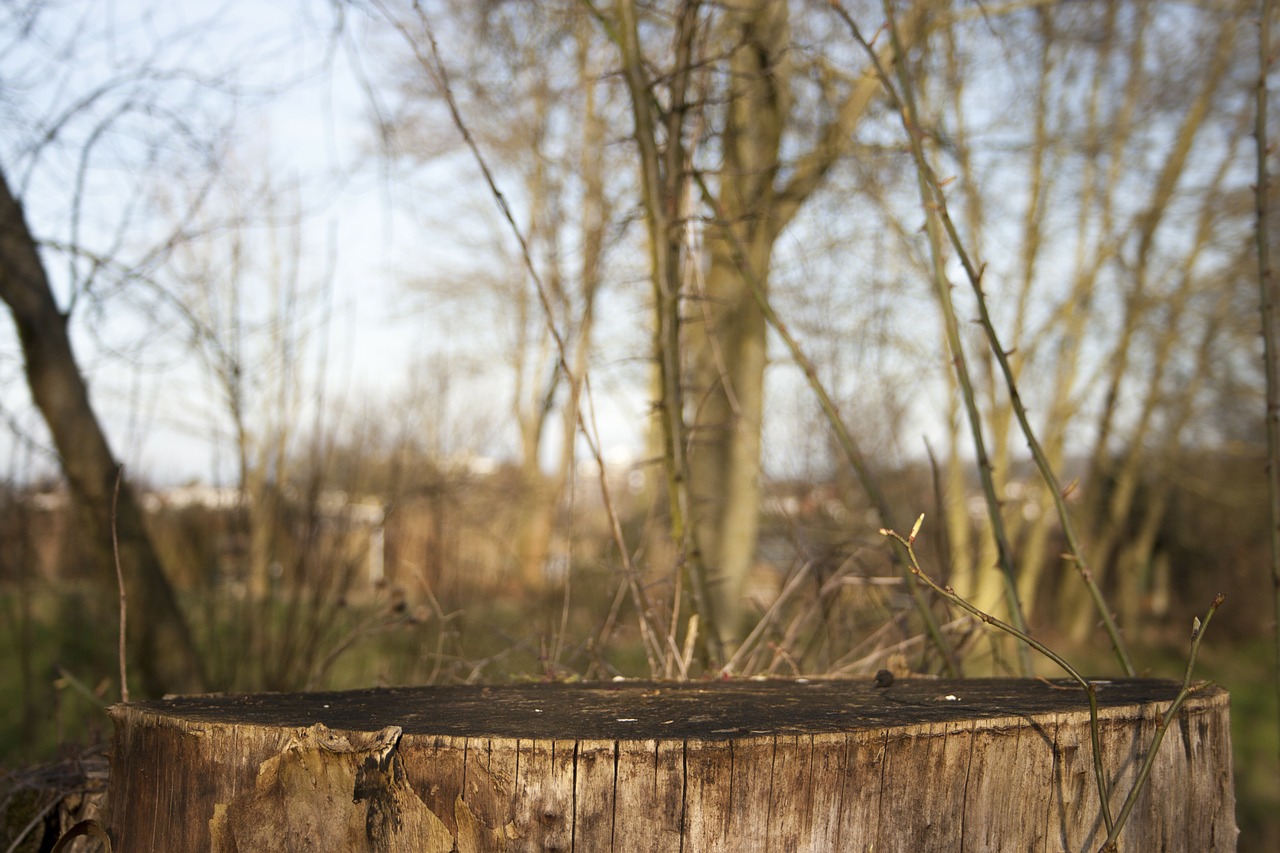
[0,169,205,696]
[683,0,788,645]
[689,230,774,641]
[607,0,928,652]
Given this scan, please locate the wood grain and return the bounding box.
[105,678,1237,852]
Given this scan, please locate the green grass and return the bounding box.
[0,584,117,765]
[0,571,650,763]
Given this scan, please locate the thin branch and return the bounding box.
[881,517,1112,831]
[885,516,1225,851]
[838,0,1033,673]
[1098,595,1224,853]
[112,465,129,704]
[374,0,669,672]
[1255,0,1280,773]
[586,0,722,662]
[835,0,1136,675]
[690,167,960,676]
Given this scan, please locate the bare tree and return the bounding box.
[835,0,1256,642]
[157,159,359,690]
[0,169,205,694]
[0,0,349,695]
[325,0,1264,682]
[0,1,269,694]
[373,0,620,589]
[594,0,937,648]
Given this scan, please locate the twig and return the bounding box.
[689,168,959,676]
[881,516,1114,832]
[49,820,112,853]
[375,0,668,672]
[111,465,129,704]
[598,0,722,662]
[722,561,815,675]
[830,615,976,678]
[884,516,1227,847]
[834,0,1135,676]
[53,664,108,709]
[1098,595,1223,852]
[878,0,1033,673]
[6,798,63,853]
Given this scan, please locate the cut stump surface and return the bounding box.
[106,678,1236,852]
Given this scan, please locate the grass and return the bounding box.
[0,584,116,765]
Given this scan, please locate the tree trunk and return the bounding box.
[682,0,934,646]
[685,0,789,646]
[689,231,773,642]
[0,169,205,696]
[106,678,1235,852]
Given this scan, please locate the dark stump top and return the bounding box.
[120,678,1217,741]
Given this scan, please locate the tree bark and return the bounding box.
[682,0,787,645]
[0,167,205,696]
[689,231,774,641]
[106,678,1236,852]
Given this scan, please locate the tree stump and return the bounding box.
[105,678,1235,852]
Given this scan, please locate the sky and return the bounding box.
[1,0,1231,492]
[2,0,1027,493]
[0,0,655,487]
[0,0,1039,490]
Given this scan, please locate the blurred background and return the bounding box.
[0,0,1276,847]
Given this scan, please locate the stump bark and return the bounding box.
[105,678,1235,852]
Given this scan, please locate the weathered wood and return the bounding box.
[105,678,1236,852]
